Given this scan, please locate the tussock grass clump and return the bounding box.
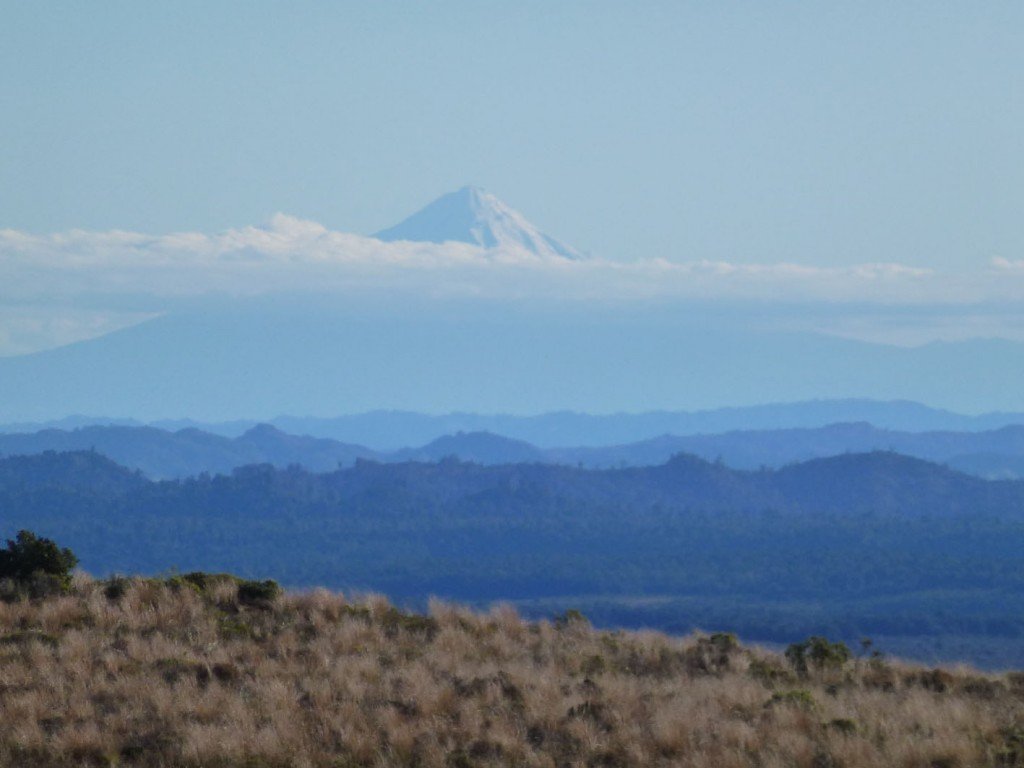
[0,576,1021,767]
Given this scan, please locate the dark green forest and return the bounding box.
[3,450,1024,667]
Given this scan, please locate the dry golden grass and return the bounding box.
[0,574,1022,767]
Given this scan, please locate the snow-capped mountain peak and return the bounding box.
[373,186,584,260]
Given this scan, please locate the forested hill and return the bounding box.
[4,447,1021,517]
[4,449,1024,667]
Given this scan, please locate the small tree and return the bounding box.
[785,636,851,675]
[0,530,79,593]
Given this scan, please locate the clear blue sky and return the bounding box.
[1,2,1021,268]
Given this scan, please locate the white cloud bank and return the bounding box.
[3,213,1009,304]
[1,215,1022,354]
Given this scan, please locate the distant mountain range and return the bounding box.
[7,418,1024,479]
[6,399,1024,448]
[0,424,374,479]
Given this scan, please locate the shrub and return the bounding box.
[237,579,282,606]
[0,629,59,647]
[1007,672,1024,696]
[218,615,256,641]
[996,726,1024,767]
[163,574,203,594]
[0,530,78,594]
[25,571,68,599]
[708,632,739,652]
[685,633,740,675]
[581,654,607,676]
[766,689,816,710]
[554,609,588,629]
[827,718,858,735]
[785,636,851,675]
[379,606,439,639]
[103,575,131,601]
[914,668,955,693]
[180,571,241,594]
[749,657,792,685]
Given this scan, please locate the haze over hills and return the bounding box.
[265,400,1024,447]
[373,185,585,260]
[0,424,375,479]
[7,398,1024,447]
[551,422,1024,478]
[8,419,1024,480]
[4,303,1024,422]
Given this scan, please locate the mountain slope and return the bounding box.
[373,186,583,259]
[3,304,1024,422]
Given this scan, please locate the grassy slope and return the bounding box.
[0,576,1023,768]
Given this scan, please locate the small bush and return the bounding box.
[914,668,956,693]
[237,579,281,606]
[379,607,439,639]
[153,657,206,684]
[766,689,816,710]
[996,726,1024,767]
[785,637,852,675]
[180,571,241,594]
[708,632,739,652]
[103,575,131,601]
[0,629,59,647]
[962,675,1004,699]
[581,654,607,676]
[827,718,858,735]
[749,657,792,685]
[25,571,68,600]
[555,609,588,629]
[163,574,203,594]
[1006,671,1024,696]
[0,530,78,594]
[685,633,740,675]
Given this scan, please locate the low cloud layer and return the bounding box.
[2,213,1003,302]
[1,215,1021,354]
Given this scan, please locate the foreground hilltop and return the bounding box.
[0,574,1021,768]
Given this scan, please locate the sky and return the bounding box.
[0,2,1022,355]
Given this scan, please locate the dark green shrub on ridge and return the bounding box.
[103,575,131,601]
[180,571,242,594]
[0,530,78,596]
[785,636,852,675]
[237,579,281,606]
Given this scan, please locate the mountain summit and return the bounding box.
[373,186,584,259]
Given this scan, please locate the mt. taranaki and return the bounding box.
[373,186,584,260]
